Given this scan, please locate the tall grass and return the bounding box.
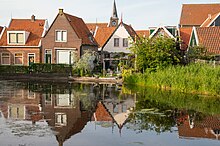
[123,63,220,95]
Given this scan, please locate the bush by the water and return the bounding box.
[123,63,220,95]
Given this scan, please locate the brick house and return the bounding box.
[188,26,220,59]
[42,9,98,64]
[0,15,48,66]
[179,4,220,51]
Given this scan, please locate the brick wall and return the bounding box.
[42,13,82,64]
[0,47,41,66]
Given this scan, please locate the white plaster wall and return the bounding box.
[103,25,132,53]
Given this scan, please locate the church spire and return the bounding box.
[112,0,118,18]
[109,0,119,27]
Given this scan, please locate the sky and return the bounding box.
[0,0,220,30]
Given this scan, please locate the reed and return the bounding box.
[123,63,220,95]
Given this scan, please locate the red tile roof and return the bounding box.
[64,13,98,46]
[123,23,137,40]
[201,12,220,27]
[179,27,192,51]
[95,27,116,47]
[0,19,46,46]
[196,26,220,54]
[93,102,113,121]
[0,26,3,34]
[180,4,220,26]
[136,30,150,38]
[86,23,108,33]
[178,115,220,140]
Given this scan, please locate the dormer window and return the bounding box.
[7,31,29,45]
[55,30,67,42]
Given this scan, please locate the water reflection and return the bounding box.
[0,80,219,146]
[177,111,220,140]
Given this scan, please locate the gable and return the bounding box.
[149,27,175,39]
[189,29,198,48]
[44,13,80,42]
[102,24,132,53]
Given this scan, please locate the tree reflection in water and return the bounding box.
[0,80,220,146]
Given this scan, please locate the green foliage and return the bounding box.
[73,50,97,76]
[0,64,72,75]
[0,65,29,74]
[129,37,181,72]
[123,63,220,95]
[187,46,215,61]
[31,63,72,74]
[126,86,220,133]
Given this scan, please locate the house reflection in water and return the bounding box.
[0,87,43,123]
[41,91,96,146]
[92,84,136,135]
[177,111,220,140]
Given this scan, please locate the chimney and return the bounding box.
[208,14,212,20]
[59,9,64,15]
[31,15,35,22]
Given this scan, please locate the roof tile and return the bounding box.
[64,13,98,46]
[179,27,192,51]
[180,4,220,26]
[95,27,116,47]
[196,26,220,54]
[0,19,46,46]
[136,30,150,38]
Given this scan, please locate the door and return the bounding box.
[28,53,35,66]
[45,50,52,64]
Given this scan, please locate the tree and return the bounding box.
[129,37,181,72]
[186,46,215,62]
[73,50,97,76]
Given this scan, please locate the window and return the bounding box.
[123,38,128,47]
[55,30,67,42]
[1,53,10,65]
[55,94,72,107]
[28,90,35,99]
[14,53,23,65]
[45,50,52,63]
[55,113,67,126]
[9,33,24,44]
[114,38,119,47]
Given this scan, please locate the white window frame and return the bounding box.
[55,30,67,42]
[14,52,23,65]
[55,112,67,126]
[1,52,10,65]
[7,31,27,45]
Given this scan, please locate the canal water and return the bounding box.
[0,80,219,146]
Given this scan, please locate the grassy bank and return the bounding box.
[123,63,220,95]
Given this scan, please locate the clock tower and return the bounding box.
[109,0,119,27]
